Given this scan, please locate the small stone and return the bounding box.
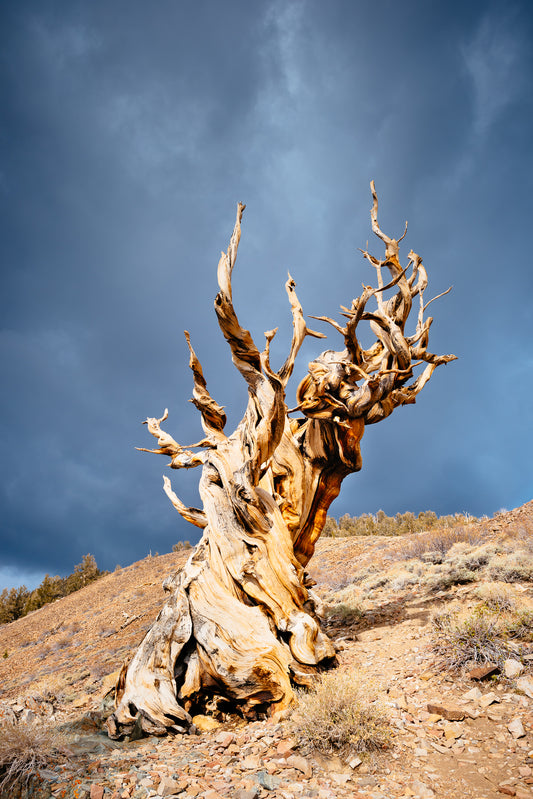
[504,659,524,679]
[101,670,122,696]
[426,703,465,721]
[276,738,297,755]
[286,754,312,778]
[215,730,235,748]
[507,718,526,739]
[90,787,105,799]
[414,747,428,757]
[443,723,463,740]
[463,687,482,701]
[255,770,281,790]
[518,766,532,777]
[241,755,262,770]
[158,776,182,797]
[331,772,351,785]
[516,676,533,699]
[479,691,501,708]
[234,790,260,799]
[468,663,500,680]
[348,756,362,769]
[498,786,517,796]
[410,780,435,798]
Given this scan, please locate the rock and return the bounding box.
[348,756,362,769]
[468,664,500,680]
[504,659,524,679]
[331,772,352,785]
[215,730,235,747]
[286,754,312,778]
[498,786,516,796]
[516,676,533,699]
[426,703,465,721]
[191,714,221,732]
[158,776,182,796]
[0,704,17,725]
[101,669,122,696]
[90,786,105,799]
[276,738,297,755]
[255,771,281,790]
[463,687,482,701]
[507,718,526,739]
[234,790,260,799]
[443,723,463,740]
[479,692,501,708]
[20,708,37,724]
[410,780,435,798]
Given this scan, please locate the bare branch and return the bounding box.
[423,286,453,312]
[184,331,226,436]
[278,273,326,386]
[163,475,207,528]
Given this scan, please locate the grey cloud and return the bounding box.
[1,0,532,590]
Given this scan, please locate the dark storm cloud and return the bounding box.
[1,0,532,590]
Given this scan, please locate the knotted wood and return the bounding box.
[107,186,456,738]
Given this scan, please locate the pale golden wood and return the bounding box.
[107,185,456,739]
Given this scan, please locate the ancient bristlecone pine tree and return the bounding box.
[107,183,456,739]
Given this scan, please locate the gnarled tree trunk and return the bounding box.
[107,184,456,739]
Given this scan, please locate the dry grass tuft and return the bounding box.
[292,669,391,757]
[0,721,70,791]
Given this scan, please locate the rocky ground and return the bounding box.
[1,502,532,799]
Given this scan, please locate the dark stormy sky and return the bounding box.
[1,1,532,591]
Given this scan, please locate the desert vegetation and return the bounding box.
[0,719,69,793]
[292,668,391,757]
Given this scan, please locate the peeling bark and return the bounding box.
[107,185,456,738]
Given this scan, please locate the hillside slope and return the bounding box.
[1,502,532,799]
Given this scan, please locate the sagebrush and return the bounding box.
[292,669,390,757]
[0,722,70,791]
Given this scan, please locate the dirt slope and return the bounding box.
[0,502,532,799]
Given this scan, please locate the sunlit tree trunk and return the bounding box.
[107,185,455,738]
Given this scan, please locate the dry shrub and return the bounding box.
[425,567,477,592]
[432,606,510,669]
[488,553,533,582]
[324,586,366,621]
[474,582,518,612]
[292,669,390,757]
[0,721,70,791]
[398,526,483,561]
[432,593,533,671]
